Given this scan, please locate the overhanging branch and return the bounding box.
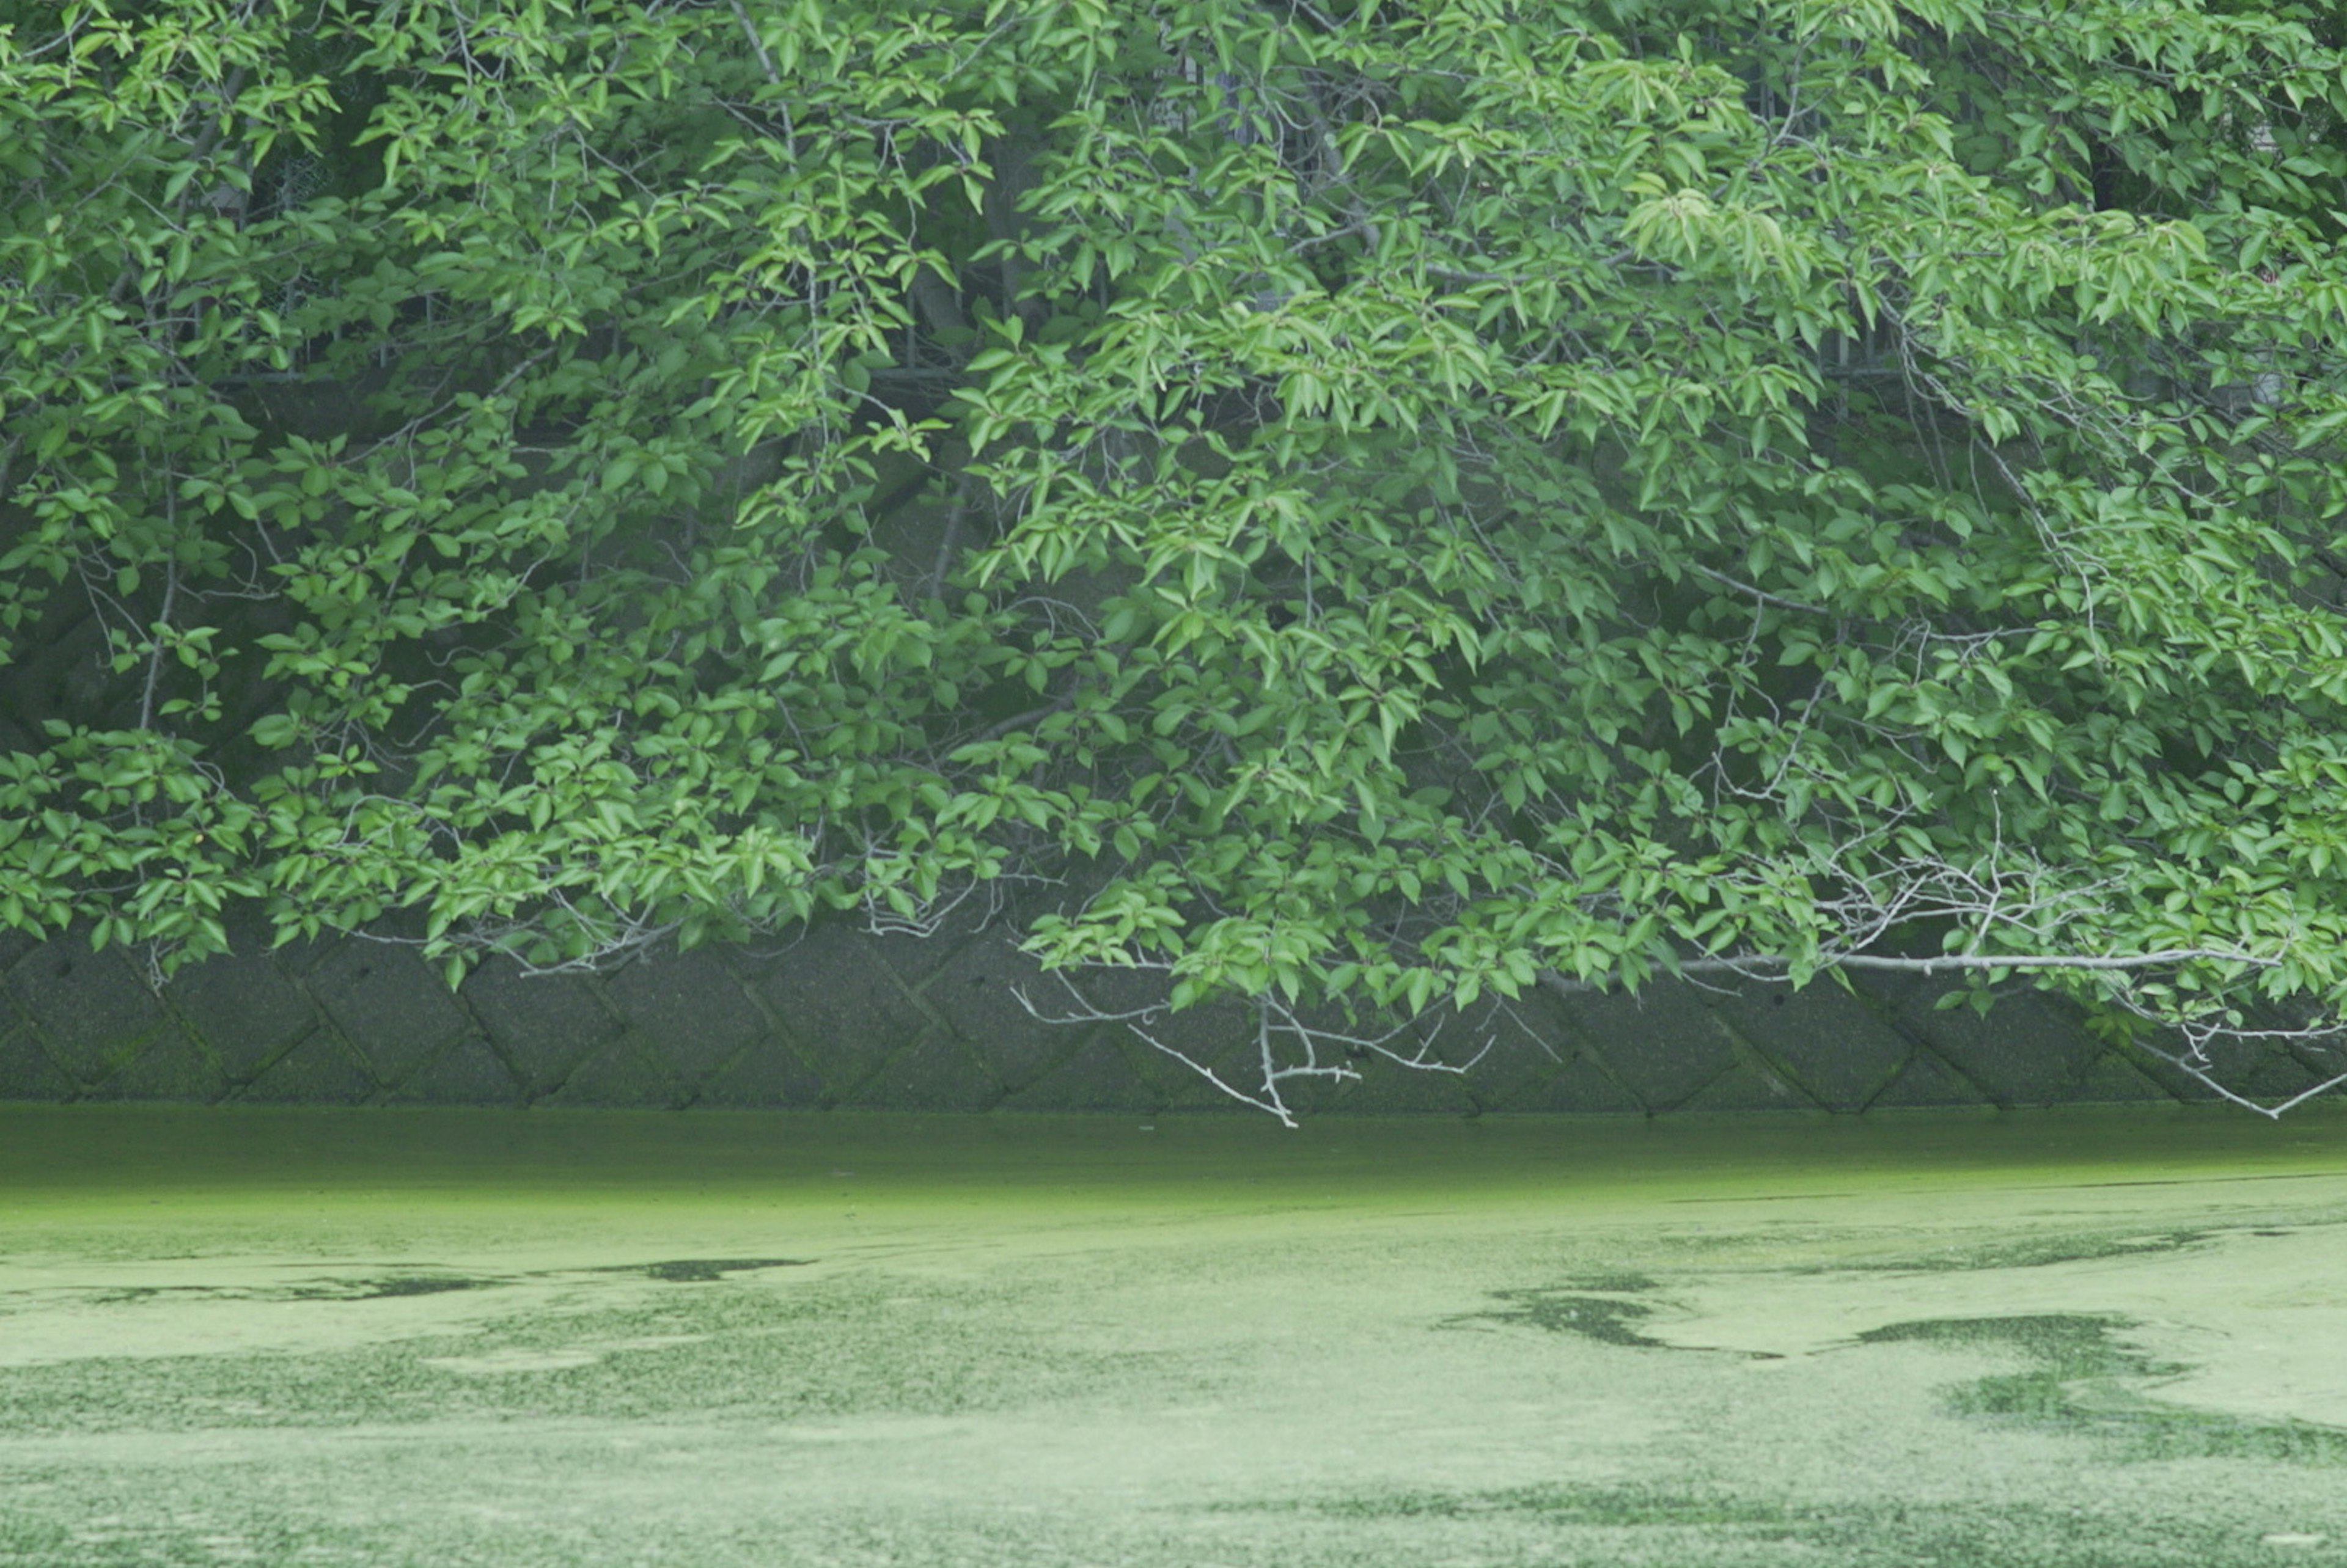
[1543,946,2275,995]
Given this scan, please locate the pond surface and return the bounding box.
[5,1103,2347,1567]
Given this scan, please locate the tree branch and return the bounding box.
[1685,562,1829,616]
[1543,947,2275,996]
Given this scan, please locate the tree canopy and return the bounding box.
[9,0,2347,1116]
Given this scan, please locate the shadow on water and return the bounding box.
[1860,1314,2347,1465]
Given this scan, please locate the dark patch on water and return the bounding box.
[1672,1190,1862,1204]
[1559,1271,1659,1293]
[1829,1229,2209,1275]
[1444,1288,1672,1349]
[603,1258,811,1283]
[1860,1313,2347,1465]
[76,1275,504,1305]
[1232,1486,2299,1566]
[53,1259,809,1311]
[1861,1312,2173,1382]
[293,1275,499,1300]
[0,1279,1137,1436]
[1247,1482,1800,1525]
[309,1259,812,1289]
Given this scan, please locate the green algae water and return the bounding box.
[6,1104,2347,1567]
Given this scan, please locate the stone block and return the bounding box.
[307,941,466,1084]
[2158,1041,2346,1108]
[836,1030,1002,1113]
[0,1025,77,1101]
[603,947,773,1087]
[390,1035,524,1105]
[1441,993,1589,1110]
[865,912,983,994]
[458,956,621,1096]
[1480,1049,1647,1115]
[89,1028,228,1103]
[754,923,939,1096]
[1447,1029,1565,1113]
[1000,1031,1162,1113]
[1008,964,1255,1077]
[237,1031,377,1105]
[1896,989,2103,1108]
[1151,1051,1282,1113]
[2114,1041,2230,1104]
[1137,994,1256,1076]
[1556,983,1738,1112]
[1706,983,1909,1112]
[164,947,320,1082]
[2066,1050,2175,1105]
[1675,1061,1822,1115]
[1255,1069,1353,1119]
[1867,1050,1988,1109]
[693,1041,829,1110]
[1328,1060,1482,1115]
[1156,997,1394,1113]
[1,945,167,1085]
[540,1037,681,1108]
[265,931,350,978]
[917,926,1065,1090]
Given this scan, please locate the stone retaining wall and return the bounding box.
[0,915,2291,1116]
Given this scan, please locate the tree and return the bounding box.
[8,0,2347,1119]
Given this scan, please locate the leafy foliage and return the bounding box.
[9,0,2347,1114]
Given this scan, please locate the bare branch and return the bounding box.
[1684,562,1829,617]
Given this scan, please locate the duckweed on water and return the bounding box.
[9,1104,2347,1566]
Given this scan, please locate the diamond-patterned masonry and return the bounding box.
[0,919,2220,1115]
